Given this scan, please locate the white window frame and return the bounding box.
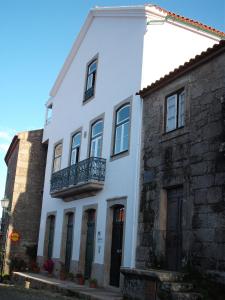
[53,143,62,173]
[70,132,81,165]
[113,104,130,155]
[166,89,185,132]
[90,120,103,158]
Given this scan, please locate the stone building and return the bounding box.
[1,129,47,272]
[122,40,225,299]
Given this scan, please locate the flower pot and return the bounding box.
[77,277,84,285]
[89,282,97,288]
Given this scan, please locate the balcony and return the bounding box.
[50,157,106,200]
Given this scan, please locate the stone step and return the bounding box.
[121,267,186,282]
[160,281,194,293]
[171,292,203,300]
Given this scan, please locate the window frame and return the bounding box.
[89,119,104,158]
[87,113,105,158]
[111,98,132,160]
[83,55,98,103]
[52,141,63,173]
[70,130,82,166]
[165,88,185,133]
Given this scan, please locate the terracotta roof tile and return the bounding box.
[138,40,225,97]
[148,5,225,37]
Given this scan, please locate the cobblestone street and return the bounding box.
[0,284,78,300]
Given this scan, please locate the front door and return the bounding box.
[166,187,183,271]
[84,210,95,279]
[110,206,124,287]
[65,213,74,273]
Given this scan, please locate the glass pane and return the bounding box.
[92,121,103,137]
[53,157,61,172]
[55,143,62,157]
[114,125,122,154]
[117,105,130,125]
[166,95,177,132]
[86,74,93,90]
[90,140,96,157]
[96,137,102,157]
[122,122,129,151]
[72,133,81,148]
[88,60,97,74]
[178,92,185,127]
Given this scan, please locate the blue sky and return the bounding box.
[0,0,224,214]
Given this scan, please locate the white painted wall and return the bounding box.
[38,6,220,274]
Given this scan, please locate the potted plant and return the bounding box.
[30,261,40,273]
[75,272,84,285]
[89,278,97,288]
[59,262,67,280]
[43,259,54,275]
[68,272,74,281]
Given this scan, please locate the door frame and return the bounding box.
[165,186,183,271]
[60,208,75,272]
[79,204,97,277]
[104,197,127,287]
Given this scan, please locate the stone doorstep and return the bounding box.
[12,272,123,300]
[121,267,186,282]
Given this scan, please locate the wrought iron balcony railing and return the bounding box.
[50,157,106,199]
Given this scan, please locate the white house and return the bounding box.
[37,5,223,287]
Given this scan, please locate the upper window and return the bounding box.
[166,90,185,132]
[84,59,97,101]
[53,143,62,173]
[90,120,103,158]
[114,104,130,155]
[70,132,81,165]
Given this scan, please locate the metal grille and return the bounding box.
[50,157,106,193]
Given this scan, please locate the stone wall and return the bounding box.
[137,52,225,272]
[4,129,47,272]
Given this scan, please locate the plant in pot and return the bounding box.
[43,259,54,275]
[75,272,84,285]
[59,262,67,280]
[89,278,97,288]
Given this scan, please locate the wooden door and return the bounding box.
[84,210,95,279]
[65,213,74,273]
[110,206,124,287]
[166,187,183,271]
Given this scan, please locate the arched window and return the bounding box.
[70,132,81,165]
[114,104,130,155]
[53,143,62,173]
[90,120,103,157]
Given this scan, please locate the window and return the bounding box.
[166,90,185,132]
[113,104,130,155]
[70,132,81,165]
[46,104,53,125]
[90,120,103,157]
[53,143,62,173]
[84,59,97,101]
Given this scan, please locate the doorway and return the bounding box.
[84,209,96,279]
[65,213,74,273]
[109,205,124,287]
[166,187,183,271]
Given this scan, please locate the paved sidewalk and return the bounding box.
[13,272,123,300]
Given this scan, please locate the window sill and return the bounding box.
[160,127,189,143]
[110,150,129,161]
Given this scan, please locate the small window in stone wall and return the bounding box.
[165,89,185,132]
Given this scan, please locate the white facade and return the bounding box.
[37,5,220,287]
